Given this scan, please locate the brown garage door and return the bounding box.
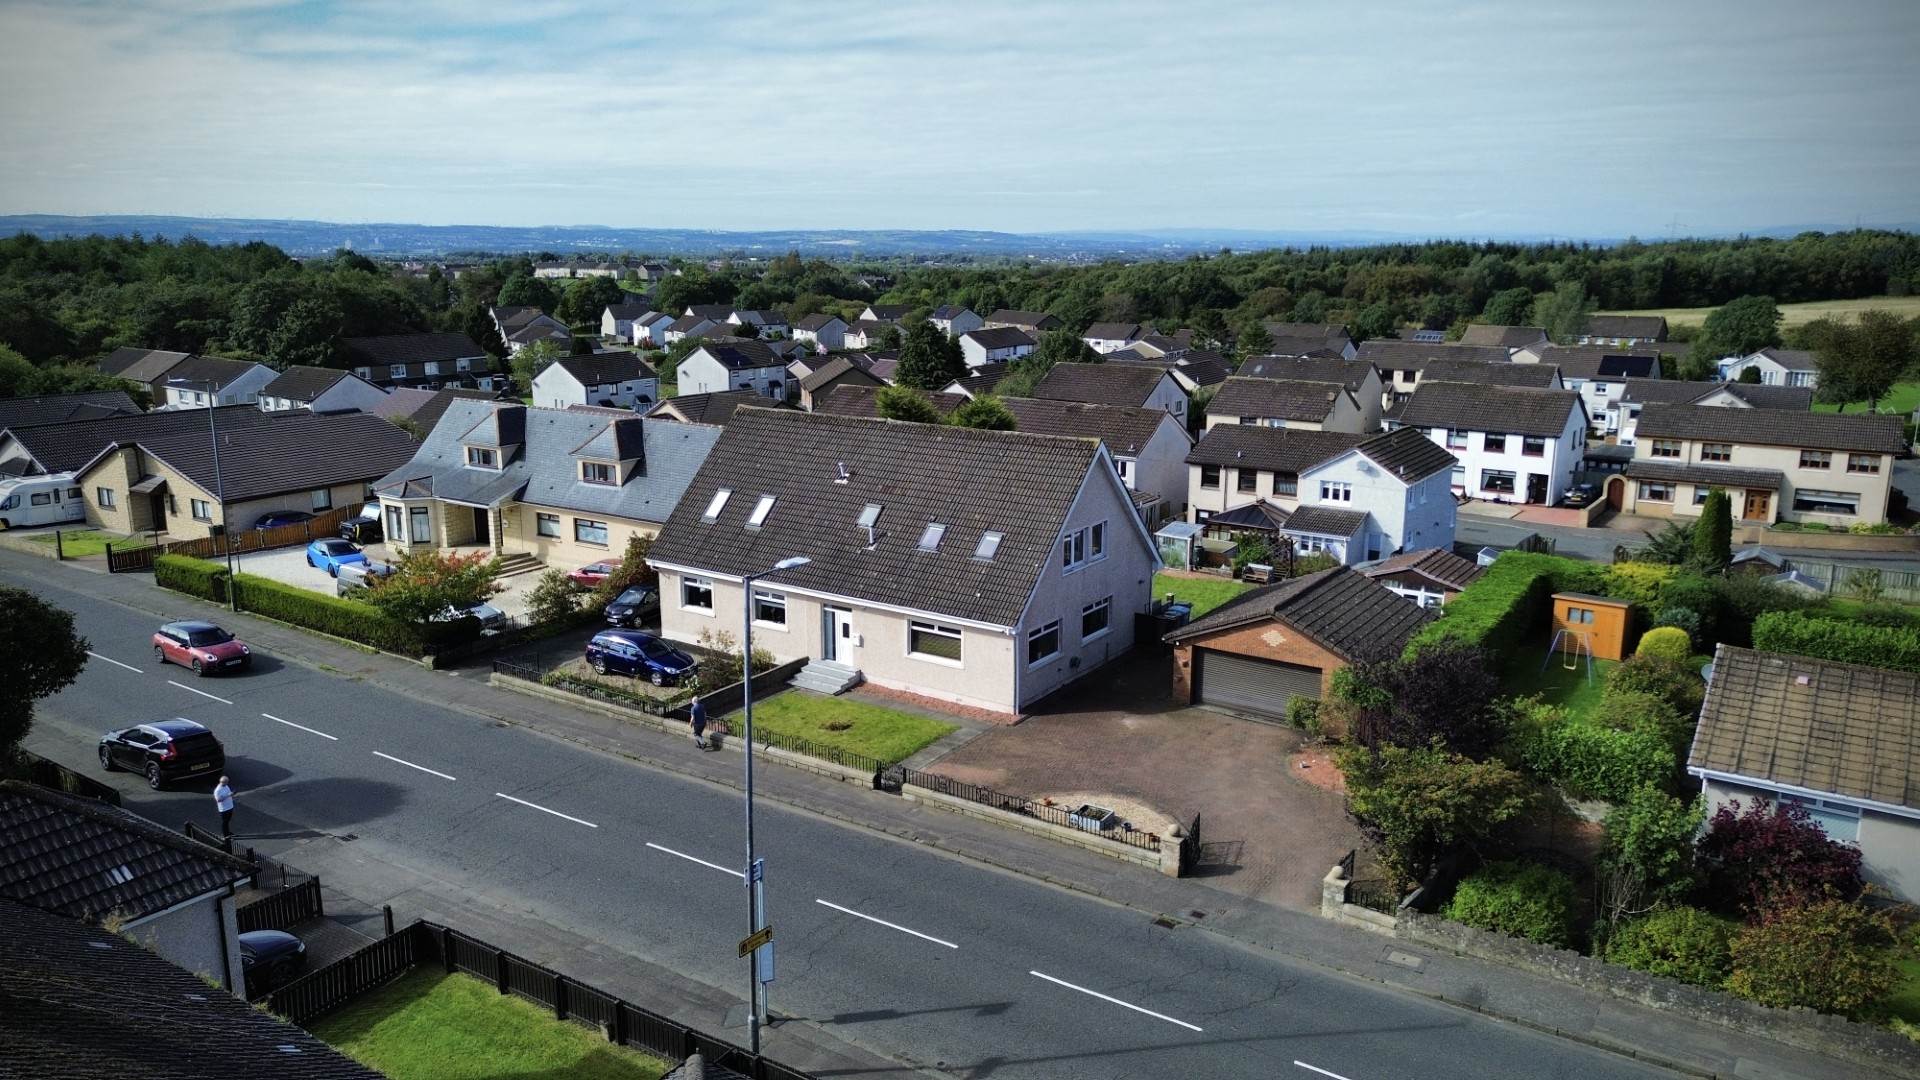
[1195,649,1322,718]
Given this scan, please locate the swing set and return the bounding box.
[1540,626,1595,684]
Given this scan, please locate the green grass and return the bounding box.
[309,970,668,1080]
[744,691,957,764]
[1501,653,1617,722]
[1153,571,1250,617]
[26,528,155,557]
[1596,294,1920,330]
[1889,948,1920,1027]
[1814,379,1920,415]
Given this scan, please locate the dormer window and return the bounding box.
[465,446,498,468]
[580,461,614,485]
[747,495,776,528]
[701,488,732,522]
[918,522,946,551]
[973,531,1003,560]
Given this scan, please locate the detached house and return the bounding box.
[256,365,388,414]
[154,355,275,410]
[792,314,847,351]
[841,320,892,350]
[929,305,983,338]
[1031,363,1189,425]
[1458,324,1549,352]
[1580,315,1668,347]
[1719,347,1820,389]
[959,326,1036,368]
[1394,382,1588,504]
[532,352,659,410]
[983,309,1062,334]
[1082,322,1145,354]
[1204,377,1367,433]
[676,340,794,399]
[1616,404,1904,526]
[341,332,498,391]
[0,404,279,478]
[376,400,719,568]
[649,409,1156,715]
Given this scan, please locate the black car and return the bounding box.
[603,585,658,627]
[239,929,307,995]
[338,502,383,543]
[253,510,314,531]
[98,718,226,789]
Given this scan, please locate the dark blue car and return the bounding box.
[585,629,697,685]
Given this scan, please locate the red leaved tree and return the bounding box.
[1696,799,1863,917]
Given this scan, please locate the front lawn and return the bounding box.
[27,528,155,558]
[1153,571,1250,617]
[310,969,668,1080]
[742,691,956,764]
[1890,943,1920,1029]
[1502,653,1616,723]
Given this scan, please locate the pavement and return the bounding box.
[6,548,1902,1080]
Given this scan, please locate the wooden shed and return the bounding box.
[1550,592,1632,662]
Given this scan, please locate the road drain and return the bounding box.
[1152,915,1180,929]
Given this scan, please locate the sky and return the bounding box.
[1,0,1917,238]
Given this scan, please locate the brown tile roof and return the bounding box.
[1360,547,1484,590]
[1186,425,1368,474]
[1635,403,1906,453]
[1397,382,1584,437]
[1031,363,1178,408]
[1691,645,1920,812]
[1207,377,1351,423]
[1236,356,1376,392]
[1164,566,1435,661]
[1458,324,1548,348]
[1623,459,1785,489]
[1000,396,1183,456]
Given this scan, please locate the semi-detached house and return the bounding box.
[1236,356,1384,431]
[154,355,275,411]
[1393,381,1588,505]
[531,351,660,410]
[1203,377,1368,433]
[256,365,388,414]
[675,340,793,399]
[1031,363,1189,426]
[648,409,1157,716]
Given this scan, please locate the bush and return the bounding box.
[154,554,228,603]
[689,628,777,696]
[1513,718,1677,802]
[1712,575,1812,647]
[1605,654,1704,716]
[1406,552,1606,657]
[1603,562,1679,608]
[1635,626,1692,663]
[231,574,475,657]
[1650,606,1700,645]
[1344,641,1505,758]
[1752,610,1920,673]
[1605,907,1735,988]
[1336,743,1531,890]
[525,568,583,626]
[1698,798,1865,916]
[1599,786,1705,915]
[1285,696,1322,736]
[1727,899,1902,1018]
[1852,602,1920,629]
[1590,688,1690,747]
[589,532,657,612]
[1444,860,1578,947]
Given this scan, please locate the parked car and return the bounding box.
[335,560,396,596]
[152,620,251,675]
[98,718,225,789]
[603,585,658,627]
[1562,482,1599,509]
[239,929,307,995]
[585,629,697,685]
[568,561,617,589]
[305,538,368,577]
[432,601,508,633]
[338,502,383,543]
[252,510,315,531]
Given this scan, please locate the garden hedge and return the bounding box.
[154,555,479,658]
[1444,860,1579,947]
[1513,718,1678,802]
[1604,906,1735,988]
[154,553,228,603]
[1406,552,1608,657]
[1752,610,1920,673]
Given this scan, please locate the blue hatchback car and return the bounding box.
[585,630,698,685]
[306,538,369,577]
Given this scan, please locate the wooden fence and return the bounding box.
[106,505,356,573]
[237,877,324,933]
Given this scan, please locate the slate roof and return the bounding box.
[647,408,1113,627]
[98,347,191,384]
[366,387,498,430]
[1186,425,1369,475]
[1031,363,1177,408]
[799,355,884,394]
[1283,505,1369,537]
[339,332,487,367]
[1624,459,1786,489]
[0,900,383,1080]
[1262,321,1350,342]
[693,340,785,371]
[507,323,570,345]
[1171,353,1231,388]
[1164,566,1434,661]
[1356,340,1512,369]
[1360,547,1484,591]
[1000,396,1184,456]
[813,384,968,418]
[0,391,139,430]
[1713,382,1818,410]
[1748,346,1817,371]
[553,351,656,385]
[962,326,1036,351]
[1348,424,1460,482]
[930,304,973,321]
[864,304,912,322]
[1237,356,1376,392]
[1083,322,1143,341]
[794,313,844,331]
[0,404,282,475]
[1691,645,1920,813]
[377,401,719,522]
[1207,377,1352,422]
[1262,336,1348,359]
[647,390,785,426]
[1635,403,1906,453]
[606,301,650,320]
[985,309,1060,330]
[260,365,357,402]
[1418,357,1562,388]
[1585,315,1667,340]
[1396,382,1583,437]
[93,411,420,502]
[1529,346,1661,381]
[1618,379,1714,406]
[0,781,253,923]
[946,363,1010,397]
[1204,500,1293,531]
[1458,324,1547,349]
[163,354,263,391]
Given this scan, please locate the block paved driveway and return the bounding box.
[922,648,1364,911]
[228,543,537,619]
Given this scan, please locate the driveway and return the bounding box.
[227,543,537,620]
[920,648,1364,912]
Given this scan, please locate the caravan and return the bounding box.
[0,474,85,529]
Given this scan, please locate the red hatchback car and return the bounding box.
[568,561,616,588]
[153,620,252,676]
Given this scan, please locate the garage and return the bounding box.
[1195,649,1321,718]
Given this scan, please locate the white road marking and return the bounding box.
[262,713,338,741]
[496,792,598,828]
[167,679,234,705]
[373,751,454,780]
[1028,970,1203,1032]
[815,899,958,949]
[87,650,143,674]
[645,841,744,878]
[1294,1063,1356,1080]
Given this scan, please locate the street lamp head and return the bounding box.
[772,556,811,571]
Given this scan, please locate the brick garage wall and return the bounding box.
[1171,617,1346,705]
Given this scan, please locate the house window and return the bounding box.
[1701,443,1732,462]
[1779,794,1860,843]
[1483,433,1506,453]
[1294,535,1327,554]
[1792,489,1860,516]
[466,446,498,468]
[424,362,440,376]
[747,494,776,528]
[1521,435,1546,457]
[1026,621,1061,667]
[1061,521,1106,570]
[681,576,714,612]
[1481,469,1516,494]
[1320,481,1352,503]
[581,462,615,485]
[387,505,404,540]
[1090,521,1105,559]
[190,498,212,521]
[1693,486,1714,506]
[1081,597,1111,640]
[1788,371,1814,388]
[752,590,786,627]
[1638,481,1674,502]
[535,512,560,538]
[409,505,431,543]
[1846,454,1881,474]
[908,620,964,663]
[308,488,331,511]
[391,364,408,379]
[1274,472,1298,497]
[1650,439,1680,459]
[1199,465,1221,489]
[1237,469,1258,493]
[1800,450,1831,469]
[574,518,610,545]
[96,487,115,509]
[701,488,732,522]
[1567,606,1595,625]
[457,358,472,371]
[1446,429,1468,450]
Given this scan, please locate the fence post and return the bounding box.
[55,530,63,560]
[610,1001,626,1045]
[496,947,509,993]
[442,925,455,973]
[383,904,395,937]
[553,974,569,1021]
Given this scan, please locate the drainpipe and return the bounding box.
[216,883,237,995]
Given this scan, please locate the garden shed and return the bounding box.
[1550,592,1631,662]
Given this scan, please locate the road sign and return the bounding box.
[738,925,773,957]
[749,858,764,884]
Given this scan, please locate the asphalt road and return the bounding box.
[13,565,1676,1080]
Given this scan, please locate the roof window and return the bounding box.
[747,494,776,528]
[857,503,883,529]
[973,531,1004,561]
[702,488,732,522]
[918,522,947,552]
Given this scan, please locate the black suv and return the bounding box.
[339,503,383,543]
[99,718,226,789]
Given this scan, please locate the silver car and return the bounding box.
[335,560,396,596]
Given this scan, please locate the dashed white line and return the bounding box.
[87,650,143,674]
[495,792,598,828]
[815,899,958,949]
[262,713,338,741]
[166,679,234,705]
[645,841,744,878]
[373,751,455,781]
[1294,1062,1356,1080]
[1028,970,1203,1032]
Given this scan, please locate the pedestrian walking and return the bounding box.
[690,697,709,750]
[214,776,235,837]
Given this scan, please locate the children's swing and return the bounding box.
[1540,626,1595,684]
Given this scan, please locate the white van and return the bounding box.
[0,474,86,529]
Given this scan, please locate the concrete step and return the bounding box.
[491,552,544,579]
[791,659,863,696]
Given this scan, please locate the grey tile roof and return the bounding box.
[97,347,191,384]
[1691,645,1920,810]
[260,365,356,402]
[1001,396,1184,456]
[1458,324,1548,349]
[1418,357,1562,388]
[1529,346,1660,381]
[864,304,912,321]
[812,383,969,418]
[1262,321,1350,342]
[647,389,784,426]
[961,326,1036,351]
[1352,425,1459,482]
[1031,363,1178,408]
[1205,500,1292,531]
[366,387,498,429]
[339,332,487,366]
[985,309,1060,330]
[121,411,420,502]
[694,340,784,371]
[0,781,253,923]
[0,391,138,430]
[163,354,264,390]
[606,301,650,320]
[799,356,884,394]
[1207,377,1351,422]
[1397,382,1583,437]
[1356,340,1512,369]
[554,351,656,385]
[1715,383,1817,410]
[1,404,282,475]
[1618,378,1711,406]
[1751,346,1816,371]
[1360,547,1484,590]
[1635,403,1905,453]
[1624,459,1786,489]
[1083,322,1143,341]
[377,401,719,523]
[1261,336,1347,359]
[1173,352,1231,387]
[687,304,735,320]
[647,408,1109,627]
[1165,566,1434,662]
[1186,425,1369,474]
[1585,315,1667,340]
[1283,505,1369,537]
[794,313,844,331]
[1237,356,1375,391]
[930,304,972,320]
[947,363,1010,397]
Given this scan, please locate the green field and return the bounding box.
[1813,379,1920,416]
[25,528,155,558]
[744,691,957,763]
[1153,571,1250,617]
[1595,294,1920,330]
[310,970,668,1080]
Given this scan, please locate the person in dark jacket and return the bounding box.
[690,698,708,750]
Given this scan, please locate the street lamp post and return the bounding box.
[168,378,236,609]
[739,554,809,1055]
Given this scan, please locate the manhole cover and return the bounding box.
[1151,916,1180,930]
[1188,910,1207,919]
[1384,949,1426,971]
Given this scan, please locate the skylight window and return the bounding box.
[747,494,776,528]
[857,503,883,529]
[918,522,947,551]
[701,488,732,522]
[973,530,1004,560]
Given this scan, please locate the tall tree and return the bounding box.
[1689,295,1782,379]
[1533,281,1595,343]
[496,273,557,312]
[556,275,626,328]
[1692,490,1732,571]
[509,339,566,388]
[947,394,1018,430]
[1235,319,1274,359]
[1810,310,1917,411]
[0,588,90,756]
[894,320,965,390]
[874,384,943,423]
[1479,286,1535,327]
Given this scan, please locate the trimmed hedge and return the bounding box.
[1514,718,1677,802]
[1605,906,1735,988]
[154,553,228,602]
[1752,610,1920,673]
[1406,552,1608,657]
[154,555,477,658]
[1444,860,1578,947]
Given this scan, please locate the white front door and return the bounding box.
[822,607,854,662]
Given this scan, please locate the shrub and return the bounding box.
[524,568,583,626]
[1698,798,1864,916]
[1712,575,1812,647]
[1605,654,1704,716]
[231,574,474,657]
[1444,860,1578,947]
[1603,562,1679,608]
[1336,742,1531,891]
[1752,610,1920,673]
[1852,602,1920,629]
[362,549,500,625]
[1605,907,1735,988]
[1650,606,1700,645]
[1600,786,1705,912]
[689,628,777,696]
[1345,641,1505,758]
[1727,899,1902,1018]
[1285,696,1322,736]
[1691,490,1732,571]
[1635,626,1691,663]
[1590,688,1690,747]
[154,554,228,603]
[1512,718,1677,802]
[589,532,657,612]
